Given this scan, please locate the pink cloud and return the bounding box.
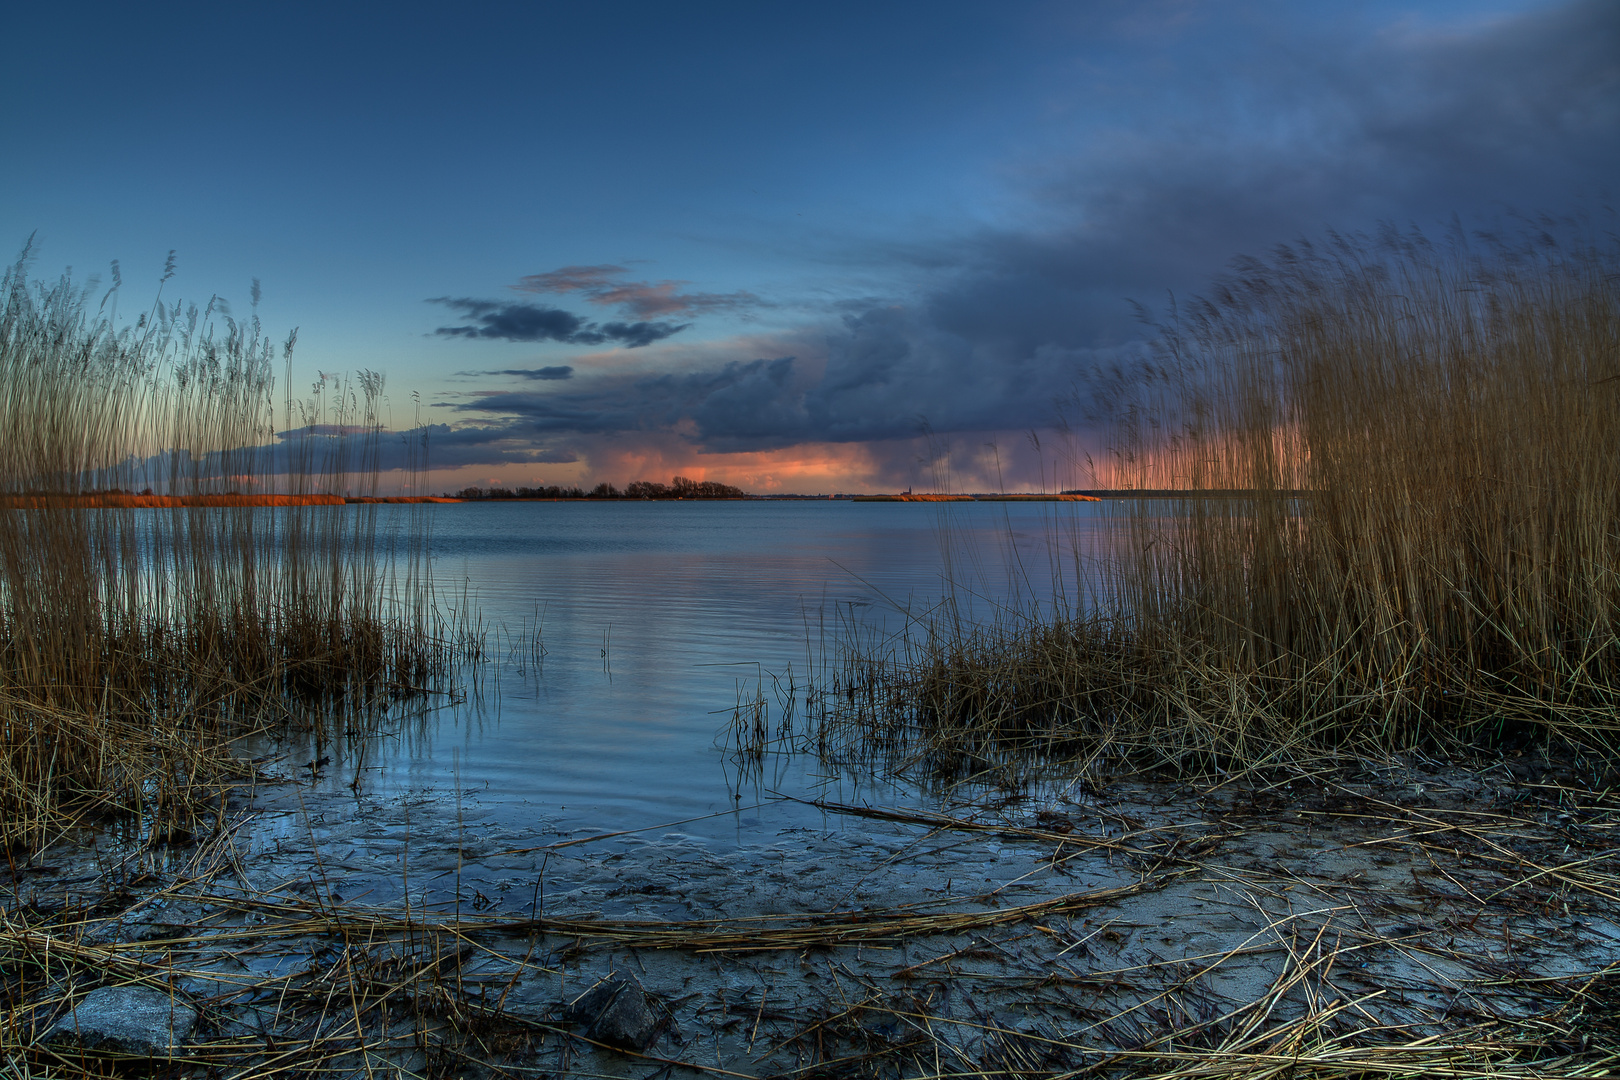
[513,265,765,319]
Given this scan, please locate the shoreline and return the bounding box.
[7,751,1614,1076]
[2,491,1325,508]
[0,493,462,508]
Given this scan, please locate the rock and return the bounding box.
[88,900,207,944]
[563,975,667,1052]
[45,985,197,1057]
[562,980,621,1024]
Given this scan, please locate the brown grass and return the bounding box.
[0,248,459,850]
[811,222,1620,780]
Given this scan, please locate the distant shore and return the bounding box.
[849,493,1101,502]
[0,493,459,508]
[0,489,1317,508]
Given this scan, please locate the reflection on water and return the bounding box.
[274,499,1107,847]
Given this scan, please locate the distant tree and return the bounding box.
[456,478,742,500]
[671,475,744,498]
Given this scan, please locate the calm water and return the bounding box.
[300,500,1108,847]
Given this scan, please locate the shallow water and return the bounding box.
[275,499,1109,848]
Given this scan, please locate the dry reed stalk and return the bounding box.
[811,223,1620,780]
[106,870,1174,958]
[0,248,457,852]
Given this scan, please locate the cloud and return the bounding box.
[514,265,627,294]
[277,422,579,471]
[447,325,1125,454]
[596,320,691,348]
[116,423,583,487]
[462,366,575,380]
[441,1,1617,493]
[410,424,579,468]
[514,265,765,318]
[430,297,687,348]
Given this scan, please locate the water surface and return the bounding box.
[295,499,1107,848]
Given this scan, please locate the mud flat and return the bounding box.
[4,753,1616,1078]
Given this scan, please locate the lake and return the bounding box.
[281,498,1110,849]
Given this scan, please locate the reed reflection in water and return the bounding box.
[291,498,1110,847]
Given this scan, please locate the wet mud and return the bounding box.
[4,754,1617,1077]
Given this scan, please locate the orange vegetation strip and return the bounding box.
[0,493,342,508]
[343,496,463,504]
[0,493,471,508]
[851,493,1100,502]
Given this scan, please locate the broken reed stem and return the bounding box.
[0,249,454,850]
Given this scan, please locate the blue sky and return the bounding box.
[5,0,1614,492]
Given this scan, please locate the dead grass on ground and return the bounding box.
[2,770,1615,1077]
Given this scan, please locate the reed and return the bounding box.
[818,223,1620,778]
[0,247,454,850]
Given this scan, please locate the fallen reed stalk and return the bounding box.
[3,766,1614,1076]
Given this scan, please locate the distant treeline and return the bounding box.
[452,476,746,500]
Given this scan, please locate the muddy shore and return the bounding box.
[4,751,1617,1078]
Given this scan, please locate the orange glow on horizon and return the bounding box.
[413,441,895,495]
[399,428,1106,497]
[582,442,892,493]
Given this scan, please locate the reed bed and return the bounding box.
[805,223,1620,781]
[0,248,457,851]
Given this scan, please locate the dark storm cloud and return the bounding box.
[812,0,1620,435]
[906,0,1620,356]
[452,359,806,445]
[449,334,1115,452]
[597,320,691,348]
[515,265,765,318]
[462,366,575,381]
[277,422,578,470]
[125,423,580,480]
[404,423,578,467]
[430,297,687,347]
[431,297,583,342]
[461,2,1618,462]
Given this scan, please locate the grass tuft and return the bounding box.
[0,249,458,850]
[809,221,1620,780]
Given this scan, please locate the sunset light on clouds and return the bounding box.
[5,0,1613,494]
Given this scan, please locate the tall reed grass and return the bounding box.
[0,246,451,849]
[826,222,1620,779]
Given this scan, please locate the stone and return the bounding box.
[45,985,197,1057]
[88,900,208,945]
[563,975,667,1052]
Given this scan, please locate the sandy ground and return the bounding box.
[4,752,1617,1077]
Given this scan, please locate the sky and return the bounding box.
[4,0,1615,494]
